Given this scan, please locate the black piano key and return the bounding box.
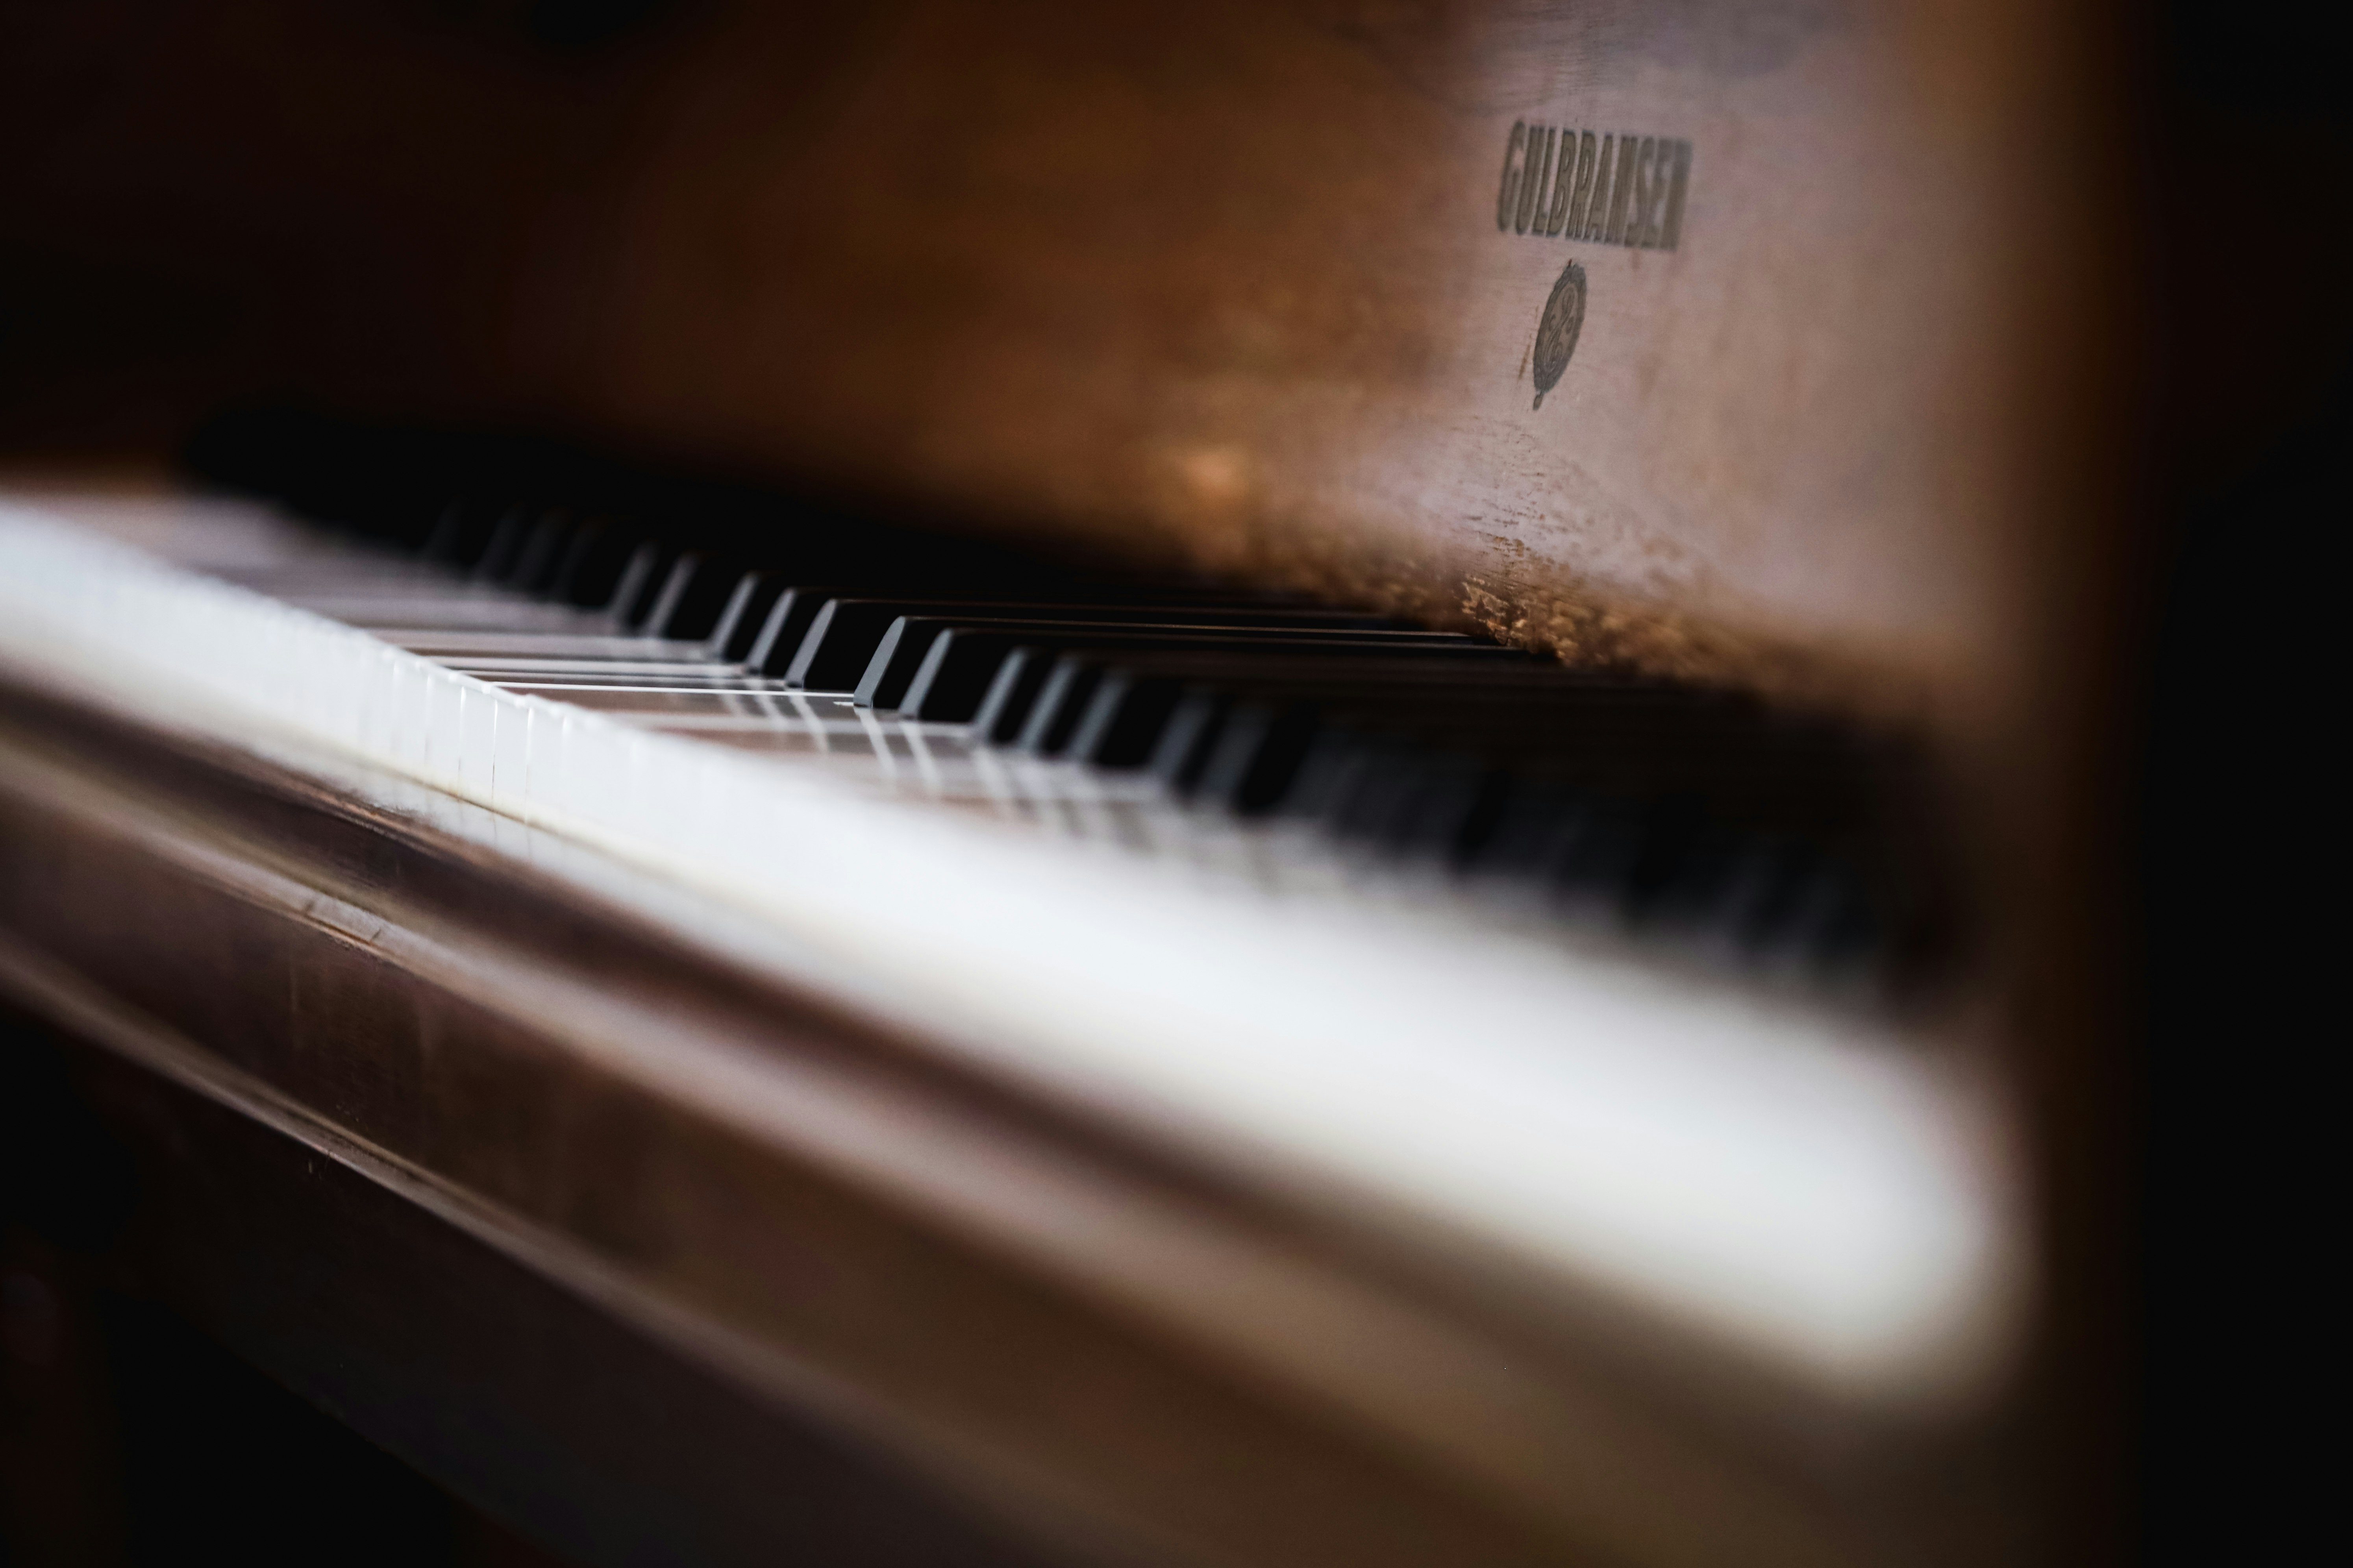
[784,599,935,690]
[787,590,1433,693]
[857,616,1045,709]
[548,518,618,603]
[869,616,1477,714]
[997,648,1301,752]
[1547,798,1650,908]
[637,554,700,632]
[1076,667,1526,777]
[1002,639,1496,762]
[1322,735,1418,839]
[1146,688,1229,790]
[1459,779,1646,909]
[1461,777,1574,878]
[506,511,574,593]
[1193,701,1323,814]
[562,522,661,610]
[866,611,1431,714]
[1398,760,1510,860]
[472,511,532,583]
[643,553,748,640]
[1300,732,1500,851]
[963,637,1538,745]
[1122,657,1563,788]
[746,586,846,675]
[742,581,1045,680]
[1727,849,1883,976]
[1360,751,1493,858]
[792,600,1166,694]
[421,502,500,568]
[1716,835,1829,954]
[1272,718,1749,864]
[1013,657,1112,755]
[1622,799,1748,927]
[901,627,1023,721]
[1064,671,1190,767]
[611,541,684,629]
[1452,759,1909,968]
[1298,712,1516,826]
[748,588,842,677]
[1317,694,1760,799]
[705,571,792,661]
[970,647,1059,742]
[1085,656,1612,801]
[1807,866,1890,974]
[903,628,1257,725]
[1485,752,1818,889]
[1279,727,1377,820]
[787,598,1124,693]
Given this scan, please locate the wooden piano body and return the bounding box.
[1,0,2268,1561]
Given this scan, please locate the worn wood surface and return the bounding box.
[0,1,2127,721]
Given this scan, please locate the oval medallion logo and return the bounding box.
[1531,261,1586,410]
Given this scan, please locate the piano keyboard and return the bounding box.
[0,479,2021,1416]
[210,413,1956,989]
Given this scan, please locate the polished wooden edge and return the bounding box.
[0,983,1057,1568]
[0,675,2029,1566]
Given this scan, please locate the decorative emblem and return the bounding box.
[1531,261,1586,410]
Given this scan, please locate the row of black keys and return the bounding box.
[390,501,1947,986]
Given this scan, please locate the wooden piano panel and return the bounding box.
[0,0,2129,720]
[546,2,2115,714]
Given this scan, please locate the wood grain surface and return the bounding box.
[0,0,2131,725]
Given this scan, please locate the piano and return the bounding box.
[5,0,2333,1563]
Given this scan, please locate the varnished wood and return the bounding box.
[0,2,2128,715]
[0,1016,1043,1568]
[0,675,2028,1568]
[0,4,2173,1559]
